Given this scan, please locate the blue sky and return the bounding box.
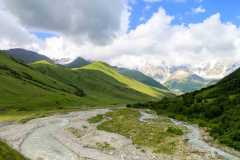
[32,31,58,40]
[129,0,240,30]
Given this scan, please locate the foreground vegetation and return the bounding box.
[0,141,28,160]
[128,68,240,151]
[88,114,104,123]
[97,108,184,154]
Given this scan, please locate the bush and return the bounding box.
[167,126,183,135]
[175,114,187,121]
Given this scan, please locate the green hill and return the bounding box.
[0,50,163,111]
[32,61,165,104]
[117,68,168,90]
[65,57,90,68]
[5,48,51,64]
[0,52,91,111]
[129,68,240,150]
[80,62,165,98]
[0,141,28,160]
[0,51,169,123]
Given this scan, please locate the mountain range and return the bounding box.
[164,69,214,93]
[117,67,168,90]
[5,48,239,94]
[133,62,240,83]
[0,49,169,112]
[5,48,52,64]
[124,61,240,93]
[5,48,168,91]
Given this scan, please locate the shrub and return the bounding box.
[167,126,183,135]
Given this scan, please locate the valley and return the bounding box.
[0,48,240,160]
[1,1,240,159]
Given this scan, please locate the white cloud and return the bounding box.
[0,1,240,77]
[36,8,240,70]
[192,6,206,14]
[3,0,130,45]
[107,10,240,67]
[0,2,38,49]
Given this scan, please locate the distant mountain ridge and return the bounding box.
[4,48,169,92]
[65,56,168,91]
[164,69,211,93]
[117,67,168,90]
[126,61,240,84]
[65,57,91,68]
[5,48,235,94]
[5,48,51,64]
[124,62,240,93]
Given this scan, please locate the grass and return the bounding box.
[0,52,167,118]
[0,140,28,160]
[97,108,184,155]
[130,67,240,151]
[31,60,166,106]
[0,52,90,110]
[81,62,164,98]
[167,126,184,135]
[118,68,168,90]
[88,114,104,123]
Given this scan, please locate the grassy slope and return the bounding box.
[81,62,164,98]
[32,61,164,105]
[6,48,51,64]
[97,108,184,155]
[130,68,240,150]
[0,53,88,111]
[0,53,166,122]
[0,141,28,160]
[118,68,168,90]
[0,51,163,113]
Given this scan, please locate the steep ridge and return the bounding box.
[5,48,51,64]
[65,57,91,68]
[80,62,165,98]
[117,67,168,90]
